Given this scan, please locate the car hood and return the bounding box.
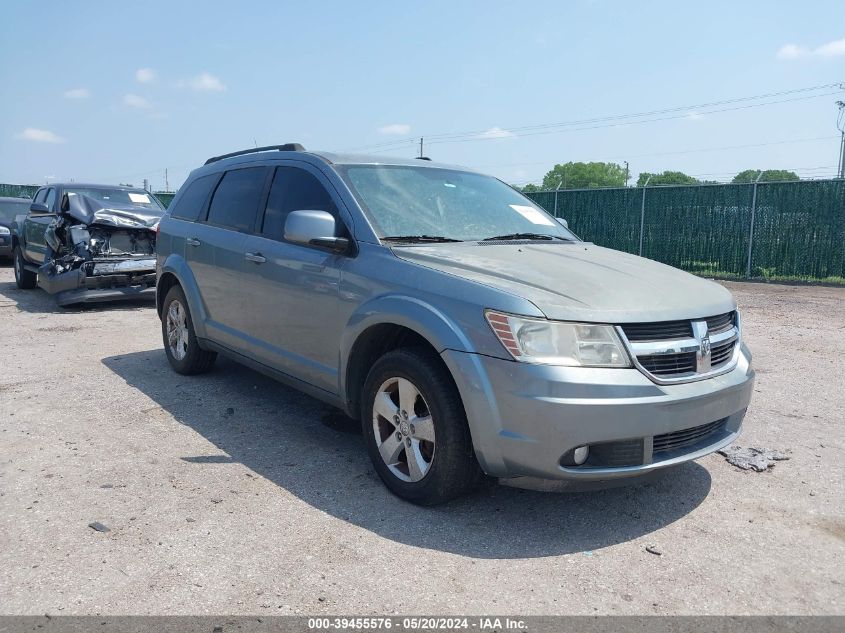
[393,242,736,323]
[65,195,161,229]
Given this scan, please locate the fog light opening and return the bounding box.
[573,445,589,465]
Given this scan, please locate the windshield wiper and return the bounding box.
[481,233,571,242]
[382,235,464,244]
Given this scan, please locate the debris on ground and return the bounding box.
[717,446,790,472]
[645,545,662,556]
[225,407,235,416]
[88,522,110,533]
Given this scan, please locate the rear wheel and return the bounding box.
[13,246,37,289]
[161,285,216,374]
[361,347,481,505]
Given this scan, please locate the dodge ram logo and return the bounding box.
[700,336,711,358]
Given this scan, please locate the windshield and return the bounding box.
[338,165,577,242]
[0,199,32,223]
[65,188,165,214]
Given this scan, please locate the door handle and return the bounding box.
[245,252,266,264]
[186,237,201,247]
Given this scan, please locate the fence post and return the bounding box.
[745,172,763,278]
[553,178,563,217]
[638,176,651,256]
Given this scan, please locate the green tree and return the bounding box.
[516,183,541,193]
[637,171,700,186]
[541,162,627,190]
[732,169,799,183]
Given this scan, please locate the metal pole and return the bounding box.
[553,178,563,217]
[638,176,651,256]
[745,171,763,278]
[838,130,845,179]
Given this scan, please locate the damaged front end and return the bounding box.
[39,192,161,306]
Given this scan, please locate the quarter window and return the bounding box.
[206,167,267,232]
[170,174,218,222]
[261,167,337,240]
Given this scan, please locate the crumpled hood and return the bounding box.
[393,242,736,323]
[65,195,161,229]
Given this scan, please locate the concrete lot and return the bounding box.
[0,265,842,615]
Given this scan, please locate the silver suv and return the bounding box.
[156,144,754,505]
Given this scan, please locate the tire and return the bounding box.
[13,246,37,289]
[161,285,217,375]
[361,347,482,505]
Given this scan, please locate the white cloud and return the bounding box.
[189,72,226,92]
[817,37,845,57]
[15,128,66,143]
[777,37,845,60]
[478,126,515,139]
[135,67,157,83]
[123,93,151,109]
[63,87,90,99]
[378,123,411,135]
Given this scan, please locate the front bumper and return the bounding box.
[0,234,11,258]
[38,258,157,306]
[441,344,754,480]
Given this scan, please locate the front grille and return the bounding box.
[638,351,697,376]
[621,320,693,342]
[706,312,735,335]
[585,439,644,468]
[621,311,738,382]
[710,339,735,367]
[653,418,728,455]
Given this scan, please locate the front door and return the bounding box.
[240,164,349,393]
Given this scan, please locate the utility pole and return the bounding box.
[165,168,169,192]
[624,161,630,187]
[419,137,424,158]
[143,178,149,192]
[837,101,845,179]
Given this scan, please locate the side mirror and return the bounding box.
[284,210,349,254]
[556,217,569,229]
[29,202,52,216]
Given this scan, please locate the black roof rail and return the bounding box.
[204,143,306,165]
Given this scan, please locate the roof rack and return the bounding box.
[204,143,306,165]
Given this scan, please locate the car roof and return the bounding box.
[193,147,480,176]
[38,183,151,191]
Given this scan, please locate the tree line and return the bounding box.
[515,163,800,192]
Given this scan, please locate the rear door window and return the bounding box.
[170,174,218,222]
[206,167,268,232]
[261,166,338,241]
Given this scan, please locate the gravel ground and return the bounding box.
[0,266,842,616]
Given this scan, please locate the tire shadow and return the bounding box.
[102,349,713,559]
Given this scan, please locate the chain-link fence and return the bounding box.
[526,179,845,284]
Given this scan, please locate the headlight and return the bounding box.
[485,310,632,367]
[0,226,10,235]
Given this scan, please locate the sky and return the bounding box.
[1,0,843,191]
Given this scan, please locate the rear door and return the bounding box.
[24,187,56,263]
[186,166,271,352]
[240,164,350,392]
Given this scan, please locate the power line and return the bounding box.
[339,82,844,152]
[472,135,840,169]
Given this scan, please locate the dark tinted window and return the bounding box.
[261,167,337,240]
[44,188,56,211]
[170,174,218,221]
[206,167,267,232]
[34,189,47,204]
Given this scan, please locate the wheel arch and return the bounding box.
[156,255,209,340]
[340,295,475,420]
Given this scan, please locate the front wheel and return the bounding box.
[13,246,37,289]
[161,285,217,374]
[361,347,481,505]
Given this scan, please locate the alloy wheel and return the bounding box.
[166,299,189,361]
[372,376,436,482]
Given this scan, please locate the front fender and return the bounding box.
[158,254,209,340]
[339,293,476,396]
